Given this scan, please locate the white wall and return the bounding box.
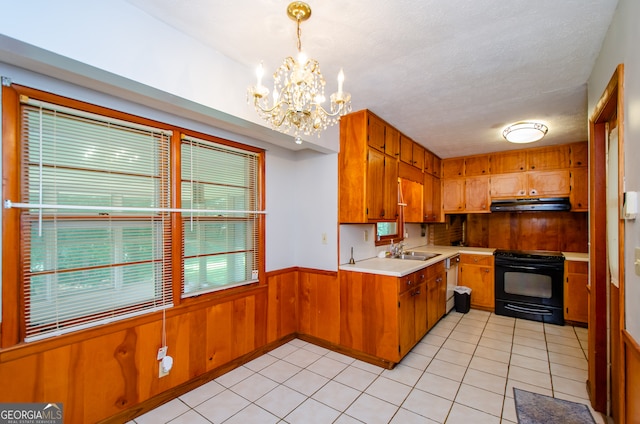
[587,0,640,340]
[0,0,343,273]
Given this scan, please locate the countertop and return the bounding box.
[339,245,495,277]
[340,245,589,276]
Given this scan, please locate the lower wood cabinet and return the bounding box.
[458,254,495,310]
[564,260,588,324]
[340,261,446,365]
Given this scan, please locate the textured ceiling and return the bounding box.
[125,0,618,158]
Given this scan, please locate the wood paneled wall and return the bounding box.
[465,212,588,252]
[0,267,312,423]
[623,330,640,423]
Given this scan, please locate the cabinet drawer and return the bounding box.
[460,254,494,266]
[426,261,445,279]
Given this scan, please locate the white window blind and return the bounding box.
[20,99,173,341]
[181,135,260,296]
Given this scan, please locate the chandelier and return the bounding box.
[247,1,351,144]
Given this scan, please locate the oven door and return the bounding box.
[494,259,564,309]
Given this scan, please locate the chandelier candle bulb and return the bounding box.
[247,1,352,144]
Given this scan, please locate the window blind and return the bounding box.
[180,135,260,296]
[20,100,173,341]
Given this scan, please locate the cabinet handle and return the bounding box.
[485,268,490,273]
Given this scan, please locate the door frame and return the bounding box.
[588,63,625,418]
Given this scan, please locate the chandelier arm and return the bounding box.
[253,97,288,115]
[312,103,346,118]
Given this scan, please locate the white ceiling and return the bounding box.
[125,0,618,158]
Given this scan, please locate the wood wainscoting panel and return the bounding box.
[466,212,588,252]
[623,330,640,424]
[266,268,298,343]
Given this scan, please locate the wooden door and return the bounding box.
[465,175,490,212]
[442,158,465,178]
[459,254,494,310]
[424,150,434,175]
[443,178,465,212]
[570,167,589,211]
[437,272,446,319]
[490,150,527,173]
[565,261,588,324]
[366,148,385,219]
[414,282,428,340]
[527,170,571,197]
[424,174,443,222]
[490,173,527,198]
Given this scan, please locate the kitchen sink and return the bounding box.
[392,252,440,261]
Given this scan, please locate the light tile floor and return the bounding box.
[133,310,606,424]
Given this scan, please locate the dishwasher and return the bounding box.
[445,254,460,313]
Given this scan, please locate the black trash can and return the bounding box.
[454,286,471,313]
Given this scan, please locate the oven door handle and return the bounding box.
[499,264,538,271]
[505,304,553,316]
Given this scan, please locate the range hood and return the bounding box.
[490,197,571,212]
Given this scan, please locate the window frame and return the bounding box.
[1,84,266,346]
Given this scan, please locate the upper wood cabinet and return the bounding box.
[490,173,527,198]
[570,167,588,211]
[432,155,442,178]
[569,142,588,167]
[465,175,490,212]
[424,150,434,175]
[442,158,465,178]
[339,110,399,222]
[424,173,443,222]
[527,169,571,197]
[464,155,490,176]
[400,135,424,170]
[527,145,570,171]
[490,150,527,173]
[443,178,465,213]
[367,113,400,158]
[400,177,424,222]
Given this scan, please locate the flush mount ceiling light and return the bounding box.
[247,1,352,145]
[502,122,549,143]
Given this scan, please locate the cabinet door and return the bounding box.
[424,173,443,222]
[399,135,413,165]
[465,155,490,176]
[527,170,571,197]
[443,178,465,212]
[459,264,494,309]
[427,276,439,330]
[412,143,425,170]
[442,158,465,178]
[432,156,442,178]
[570,142,588,168]
[384,124,400,158]
[400,178,423,222]
[490,173,527,198]
[424,150,434,175]
[570,167,588,211]
[414,283,428,340]
[366,149,385,219]
[465,175,490,212]
[383,156,399,220]
[528,145,570,171]
[490,150,527,174]
[398,288,416,358]
[367,114,387,153]
[437,272,446,319]
[565,261,588,323]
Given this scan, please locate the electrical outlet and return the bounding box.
[364,230,369,242]
[159,361,169,378]
[322,232,327,244]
